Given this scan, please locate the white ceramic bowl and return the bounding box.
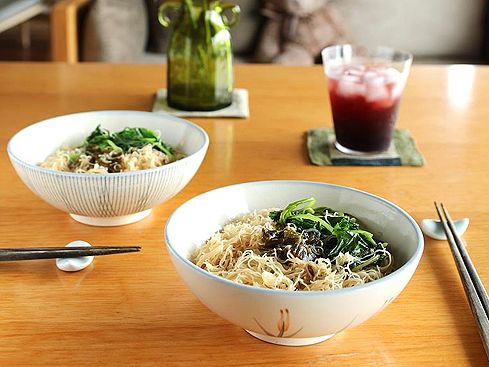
[165,180,424,346]
[7,111,209,226]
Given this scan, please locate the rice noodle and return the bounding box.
[192,210,392,291]
[40,144,179,173]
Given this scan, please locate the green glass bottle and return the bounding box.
[159,0,240,111]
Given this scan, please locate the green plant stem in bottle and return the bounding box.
[159,0,240,111]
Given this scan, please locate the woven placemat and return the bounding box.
[152,88,249,118]
[307,128,424,166]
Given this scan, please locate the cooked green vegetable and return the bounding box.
[267,198,388,270]
[84,125,174,157]
[68,152,80,164]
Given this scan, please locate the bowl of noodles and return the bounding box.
[7,110,209,226]
[165,180,423,346]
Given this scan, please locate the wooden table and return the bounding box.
[1,63,488,366]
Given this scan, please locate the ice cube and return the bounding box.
[326,65,344,79]
[337,79,366,97]
[363,69,381,82]
[342,74,363,83]
[364,73,385,91]
[366,83,389,103]
[383,67,401,83]
[344,65,366,78]
[391,80,405,99]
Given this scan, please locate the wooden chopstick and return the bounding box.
[434,202,489,358]
[0,246,141,261]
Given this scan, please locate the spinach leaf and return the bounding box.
[267,198,389,270]
[83,125,174,157]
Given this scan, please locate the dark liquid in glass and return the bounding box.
[328,66,402,153]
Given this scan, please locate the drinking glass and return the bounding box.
[322,45,413,154]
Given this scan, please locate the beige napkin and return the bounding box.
[152,88,249,118]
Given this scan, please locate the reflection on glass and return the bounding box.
[447,65,475,108]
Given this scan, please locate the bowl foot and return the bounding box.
[70,209,152,227]
[245,330,335,346]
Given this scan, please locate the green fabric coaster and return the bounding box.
[307,128,425,166]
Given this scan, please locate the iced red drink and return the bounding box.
[322,45,412,154]
[328,66,403,152]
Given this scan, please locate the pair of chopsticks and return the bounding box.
[434,202,489,357]
[0,246,141,261]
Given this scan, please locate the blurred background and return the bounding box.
[1,0,488,64]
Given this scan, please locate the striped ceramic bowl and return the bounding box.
[7,111,209,226]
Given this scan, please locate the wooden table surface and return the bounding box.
[1,63,488,366]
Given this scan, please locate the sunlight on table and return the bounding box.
[447,65,475,109]
[212,121,235,173]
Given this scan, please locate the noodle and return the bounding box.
[39,126,184,173]
[40,144,185,173]
[192,209,392,291]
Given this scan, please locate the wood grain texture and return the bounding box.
[0,63,488,366]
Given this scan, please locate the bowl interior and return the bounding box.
[166,181,423,274]
[8,111,208,165]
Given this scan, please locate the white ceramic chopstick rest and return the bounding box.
[56,240,94,272]
[421,218,470,240]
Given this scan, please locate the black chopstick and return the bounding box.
[434,202,489,358]
[0,246,141,261]
[441,203,489,314]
